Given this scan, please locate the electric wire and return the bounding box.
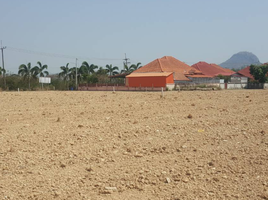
[6,46,123,61]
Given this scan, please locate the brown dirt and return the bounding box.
[0,90,268,200]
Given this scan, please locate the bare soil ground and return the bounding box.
[0,90,268,200]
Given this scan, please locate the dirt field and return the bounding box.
[0,90,268,200]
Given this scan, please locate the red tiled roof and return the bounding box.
[237,66,254,79]
[192,62,234,76]
[126,72,173,77]
[210,64,235,74]
[133,56,201,81]
[174,73,191,81]
[187,74,213,78]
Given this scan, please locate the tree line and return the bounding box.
[0,61,142,91]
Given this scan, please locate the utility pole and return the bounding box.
[75,58,78,90]
[123,53,130,68]
[1,41,7,89]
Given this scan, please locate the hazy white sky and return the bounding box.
[1,0,268,74]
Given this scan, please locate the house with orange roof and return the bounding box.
[192,62,235,77]
[127,56,214,87]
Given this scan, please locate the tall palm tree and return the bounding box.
[80,61,98,74]
[33,61,49,77]
[77,66,86,82]
[130,62,142,71]
[18,62,38,90]
[121,63,134,74]
[59,63,71,82]
[69,67,79,81]
[59,63,73,89]
[106,64,119,76]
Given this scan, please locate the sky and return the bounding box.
[1,0,268,74]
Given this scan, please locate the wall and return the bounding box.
[127,77,166,87]
[264,83,268,89]
[127,74,174,87]
[220,83,247,89]
[166,74,174,84]
[166,84,175,90]
[220,84,225,89]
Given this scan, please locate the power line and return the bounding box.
[5,46,262,68]
[6,46,123,61]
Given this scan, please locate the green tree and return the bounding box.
[129,62,142,71]
[33,61,49,77]
[59,63,72,89]
[121,63,134,74]
[59,63,71,81]
[80,61,98,75]
[249,64,268,83]
[86,74,98,83]
[69,67,83,83]
[105,64,118,76]
[97,66,108,75]
[77,66,86,82]
[18,62,38,90]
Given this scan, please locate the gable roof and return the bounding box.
[133,56,204,81]
[192,62,235,76]
[237,66,254,79]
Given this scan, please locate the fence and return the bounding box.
[78,84,162,91]
[247,83,264,89]
[174,83,220,91]
[187,77,221,84]
[220,83,247,89]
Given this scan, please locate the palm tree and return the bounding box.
[59,63,71,82]
[33,61,49,77]
[77,66,86,82]
[121,63,134,74]
[69,67,79,81]
[18,62,38,90]
[59,63,73,89]
[80,61,98,75]
[106,64,119,76]
[130,62,142,71]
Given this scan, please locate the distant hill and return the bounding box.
[220,52,261,69]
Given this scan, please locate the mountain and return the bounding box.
[220,51,261,69]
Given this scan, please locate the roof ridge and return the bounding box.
[157,59,164,72]
[195,63,201,71]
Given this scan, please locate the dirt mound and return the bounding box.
[0,90,267,199]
